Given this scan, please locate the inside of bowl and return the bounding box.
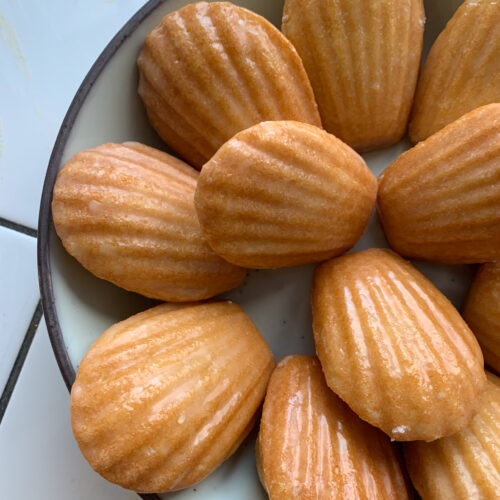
[47,0,470,498]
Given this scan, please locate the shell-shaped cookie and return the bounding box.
[194,121,377,269]
[137,1,321,169]
[52,142,246,301]
[257,355,409,500]
[378,104,500,264]
[404,372,500,500]
[71,301,275,493]
[282,0,424,152]
[410,0,500,143]
[463,263,500,375]
[312,248,486,441]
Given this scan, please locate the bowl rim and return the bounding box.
[37,1,166,498]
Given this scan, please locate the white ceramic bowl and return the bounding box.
[38,1,471,498]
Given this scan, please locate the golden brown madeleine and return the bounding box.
[404,372,500,500]
[194,121,377,269]
[282,0,424,152]
[52,142,245,301]
[71,301,275,493]
[463,263,500,374]
[378,104,500,264]
[137,1,321,169]
[410,0,500,143]
[257,355,409,500]
[312,248,486,441]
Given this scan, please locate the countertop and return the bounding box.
[0,1,148,498]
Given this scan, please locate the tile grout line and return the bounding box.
[0,301,43,425]
[0,216,37,238]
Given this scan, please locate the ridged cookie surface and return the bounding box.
[71,301,275,493]
[463,263,500,374]
[137,1,321,169]
[194,121,377,268]
[52,142,246,301]
[378,104,500,264]
[282,0,424,152]
[257,355,409,500]
[410,0,500,143]
[404,372,500,500]
[312,249,486,441]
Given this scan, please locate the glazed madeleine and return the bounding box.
[71,301,275,493]
[52,142,245,301]
[410,0,500,143]
[257,355,409,500]
[378,104,500,264]
[194,121,377,269]
[312,248,486,441]
[282,0,424,152]
[463,263,500,374]
[404,372,500,500]
[137,1,320,169]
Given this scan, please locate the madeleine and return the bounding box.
[405,372,500,499]
[71,301,275,493]
[312,248,486,441]
[463,263,500,374]
[258,355,409,499]
[282,0,424,151]
[52,142,246,301]
[410,0,500,143]
[137,1,320,168]
[194,121,377,268]
[378,104,500,264]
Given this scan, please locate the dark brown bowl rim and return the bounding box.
[37,1,165,498]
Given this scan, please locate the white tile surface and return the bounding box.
[0,226,38,393]
[0,0,146,229]
[0,319,138,500]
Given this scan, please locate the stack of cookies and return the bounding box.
[51,0,500,497]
